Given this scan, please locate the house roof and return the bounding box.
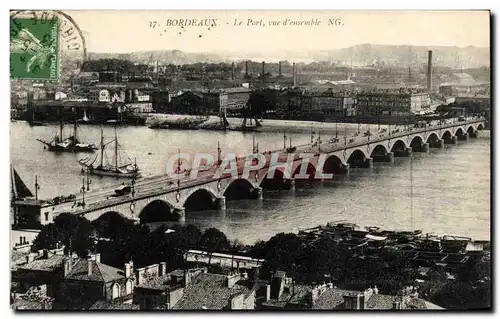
[65,259,124,283]
[17,255,66,272]
[312,288,359,309]
[89,300,140,310]
[172,273,245,310]
[136,274,175,291]
[262,284,311,308]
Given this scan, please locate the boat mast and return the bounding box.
[59,109,63,142]
[100,126,104,168]
[73,110,78,142]
[114,125,118,169]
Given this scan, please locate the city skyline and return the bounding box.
[66,10,490,54]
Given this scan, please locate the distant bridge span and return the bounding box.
[12,118,485,226]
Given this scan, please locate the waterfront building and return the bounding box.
[356,89,432,117]
[309,90,356,118]
[204,87,252,115]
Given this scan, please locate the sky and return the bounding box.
[66,10,490,53]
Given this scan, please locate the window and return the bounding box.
[112,283,121,299]
[125,280,133,295]
[44,212,49,221]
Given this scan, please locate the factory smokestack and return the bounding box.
[261,61,265,82]
[231,62,235,81]
[279,61,282,76]
[292,62,296,87]
[245,60,249,77]
[427,50,433,93]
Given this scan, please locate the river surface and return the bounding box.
[10,120,490,244]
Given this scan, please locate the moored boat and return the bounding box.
[78,126,140,179]
[37,117,97,153]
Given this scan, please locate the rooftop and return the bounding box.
[172,273,246,310]
[65,259,124,283]
[262,284,312,308]
[313,288,359,309]
[17,255,66,272]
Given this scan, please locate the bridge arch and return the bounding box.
[455,127,465,136]
[322,155,346,175]
[409,135,424,150]
[260,167,289,190]
[426,132,440,144]
[182,186,218,212]
[139,199,178,223]
[391,139,408,153]
[223,178,255,200]
[370,144,388,158]
[477,123,484,131]
[292,162,317,180]
[347,149,367,168]
[466,125,476,135]
[441,130,453,140]
[92,211,131,238]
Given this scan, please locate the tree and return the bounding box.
[200,228,231,265]
[32,213,96,257]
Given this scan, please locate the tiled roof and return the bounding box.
[172,273,244,310]
[313,288,359,310]
[65,260,124,282]
[12,299,47,310]
[263,284,312,308]
[17,255,66,272]
[136,274,174,291]
[365,294,397,310]
[89,300,140,310]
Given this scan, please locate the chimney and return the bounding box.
[26,254,35,264]
[279,61,282,76]
[261,61,265,77]
[160,262,167,276]
[125,262,131,278]
[226,273,240,289]
[95,253,101,264]
[292,63,296,87]
[87,259,93,276]
[63,256,71,276]
[245,60,249,77]
[427,50,433,93]
[231,62,235,81]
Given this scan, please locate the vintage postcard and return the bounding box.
[10,10,491,311]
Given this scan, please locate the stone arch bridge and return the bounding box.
[18,119,484,227]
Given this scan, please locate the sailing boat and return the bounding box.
[37,116,97,153]
[78,126,140,178]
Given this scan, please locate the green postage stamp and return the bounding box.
[10,14,60,81]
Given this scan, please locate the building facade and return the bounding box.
[356,90,431,117]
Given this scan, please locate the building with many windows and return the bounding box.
[356,89,431,117]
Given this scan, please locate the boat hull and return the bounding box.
[46,146,97,153]
[87,169,140,178]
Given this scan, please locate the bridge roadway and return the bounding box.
[33,117,485,223]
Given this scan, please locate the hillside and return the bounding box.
[87,44,490,68]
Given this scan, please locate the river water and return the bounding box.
[10,119,490,244]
